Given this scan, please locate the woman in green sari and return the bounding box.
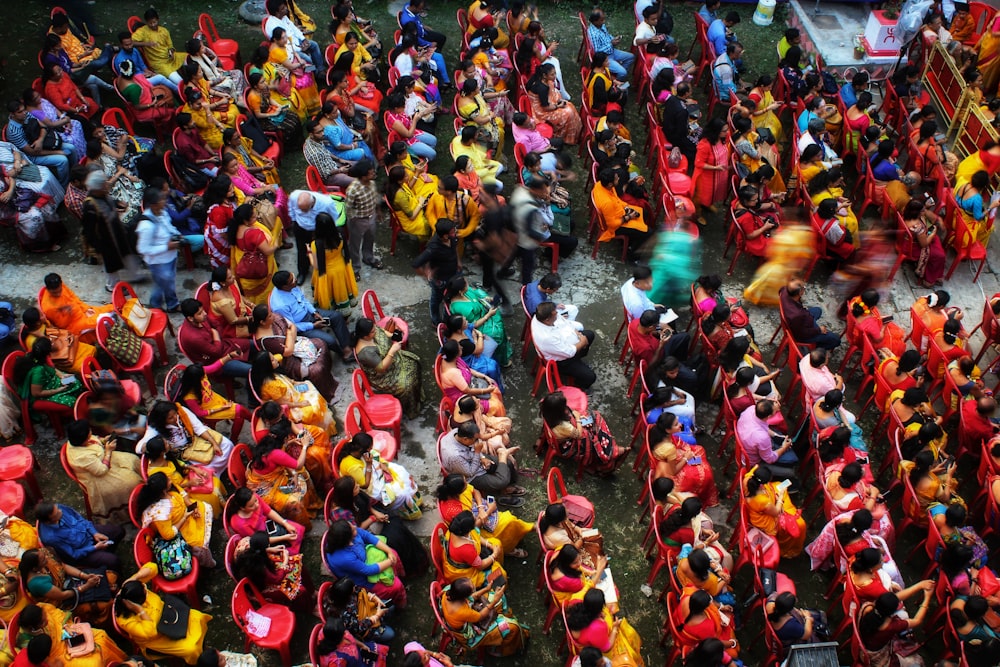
[352,318,423,419]
[444,276,512,368]
[12,338,84,421]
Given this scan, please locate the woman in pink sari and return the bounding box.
[438,340,505,417]
[229,486,305,555]
[221,153,288,222]
[692,118,731,225]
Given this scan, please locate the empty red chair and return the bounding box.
[351,369,403,444]
[134,525,201,606]
[232,578,296,666]
[343,401,398,461]
[197,14,241,69]
[360,290,409,347]
[0,483,25,518]
[0,445,41,501]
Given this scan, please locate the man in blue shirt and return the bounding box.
[288,189,346,287]
[698,0,721,24]
[112,32,179,93]
[587,8,636,80]
[5,101,72,186]
[713,42,744,104]
[839,70,869,109]
[399,0,452,86]
[269,270,352,360]
[707,11,741,60]
[35,502,124,571]
[523,273,579,322]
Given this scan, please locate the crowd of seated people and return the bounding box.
[8,0,1000,665]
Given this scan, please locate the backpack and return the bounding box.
[169,153,210,192]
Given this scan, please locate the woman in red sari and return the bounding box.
[850,290,906,358]
[648,413,718,508]
[42,65,99,121]
[674,588,740,660]
[692,118,731,226]
[331,51,383,114]
[203,175,236,270]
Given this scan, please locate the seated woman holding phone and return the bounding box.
[439,576,528,656]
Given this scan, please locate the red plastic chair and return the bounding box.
[0,482,24,519]
[232,578,296,666]
[127,485,143,528]
[110,281,174,365]
[429,580,460,653]
[945,197,989,281]
[223,533,240,579]
[197,13,240,69]
[429,522,449,585]
[1,350,65,445]
[361,290,410,347]
[0,445,40,501]
[343,401,398,461]
[305,165,329,194]
[134,525,201,605]
[94,314,156,398]
[228,442,252,488]
[546,467,595,528]
[351,369,402,443]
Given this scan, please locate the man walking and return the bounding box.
[344,159,383,275]
[411,218,459,325]
[135,187,183,312]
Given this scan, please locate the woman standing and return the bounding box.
[228,203,280,305]
[310,211,358,311]
[692,118,730,226]
[353,317,423,418]
[976,11,1000,94]
[136,471,215,567]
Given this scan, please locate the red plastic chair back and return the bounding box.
[228,442,252,488]
[429,523,447,582]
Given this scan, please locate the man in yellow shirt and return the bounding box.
[130,8,186,85]
[49,13,110,72]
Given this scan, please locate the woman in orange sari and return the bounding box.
[649,413,718,508]
[525,64,580,144]
[743,465,807,558]
[674,588,739,660]
[252,401,334,496]
[976,12,1000,95]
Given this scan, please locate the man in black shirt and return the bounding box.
[661,82,697,170]
[411,218,459,325]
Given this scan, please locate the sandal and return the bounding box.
[504,485,528,497]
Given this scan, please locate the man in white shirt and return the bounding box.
[287,189,346,286]
[135,187,182,312]
[797,117,842,165]
[264,0,323,72]
[531,302,596,390]
[621,266,662,320]
[634,6,666,47]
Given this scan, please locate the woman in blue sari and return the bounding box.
[443,314,502,390]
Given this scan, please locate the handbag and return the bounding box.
[152,534,194,581]
[103,315,143,366]
[121,297,152,336]
[156,595,191,639]
[46,328,77,370]
[778,510,803,539]
[185,465,216,495]
[235,248,268,280]
[63,621,95,658]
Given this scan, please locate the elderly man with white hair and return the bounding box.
[287,189,347,287]
[80,170,142,292]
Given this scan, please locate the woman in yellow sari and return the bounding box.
[19,307,95,377]
[339,433,423,520]
[16,602,126,667]
[901,450,965,525]
[387,142,438,198]
[567,588,644,667]
[175,364,251,441]
[797,144,828,186]
[743,224,817,306]
[253,401,334,495]
[441,511,505,587]
[743,465,807,558]
[245,429,321,526]
[747,75,784,145]
[136,471,215,567]
[385,165,432,240]
[457,78,504,152]
[114,563,211,665]
[807,167,859,247]
[248,46,307,123]
[731,116,785,196]
[144,436,225,517]
[976,12,1000,95]
[229,203,280,306]
[437,474,532,557]
[250,350,336,436]
[268,27,320,118]
[179,64,237,130]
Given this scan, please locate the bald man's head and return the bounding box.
[297,191,316,212]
